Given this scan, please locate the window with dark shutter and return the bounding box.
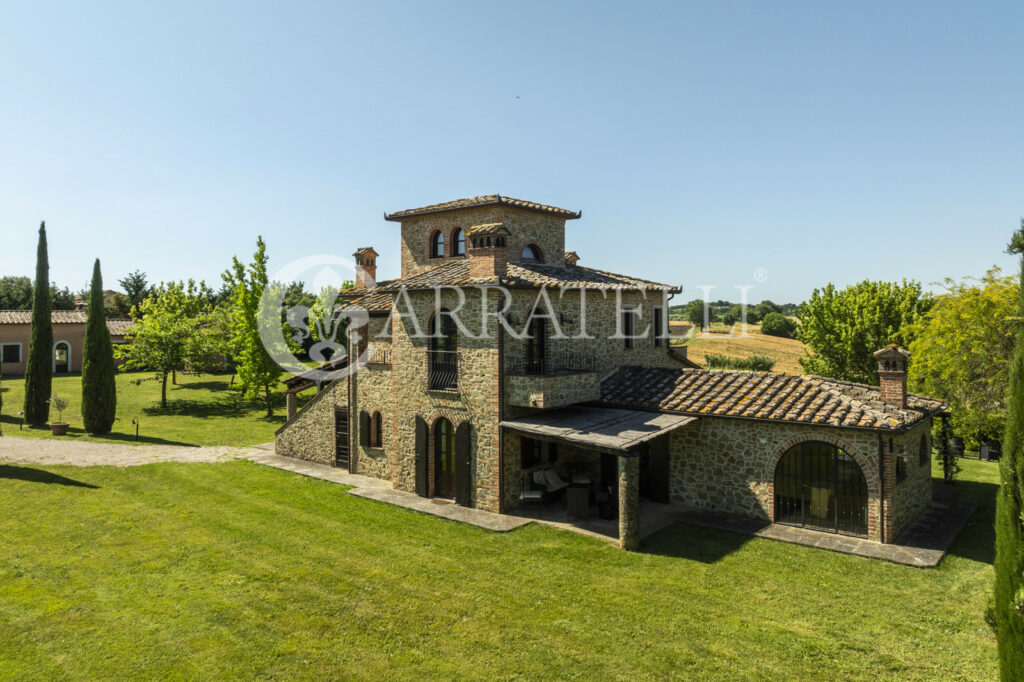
[919,434,929,466]
[653,307,664,347]
[359,411,370,447]
[622,308,636,349]
[1,344,20,364]
[372,412,383,448]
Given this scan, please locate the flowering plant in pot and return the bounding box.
[48,394,70,435]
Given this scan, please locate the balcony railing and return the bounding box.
[506,350,596,376]
[367,348,392,366]
[427,350,459,392]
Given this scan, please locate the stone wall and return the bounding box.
[667,415,933,543]
[504,370,600,409]
[274,378,347,466]
[398,206,567,278]
[502,289,680,378]
[351,287,503,511]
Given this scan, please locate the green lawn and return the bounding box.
[0,458,998,679]
[0,372,309,446]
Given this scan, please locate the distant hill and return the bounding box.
[670,321,807,374]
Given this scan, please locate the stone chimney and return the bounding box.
[467,223,510,279]
[874,345,910,408]
[564,251,580,267]
[353,247,378,289]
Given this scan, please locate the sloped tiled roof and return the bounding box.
[337,281,398,313]
[599,367,946,432]
[0,310,133,334]
[372,260,679,294]
[384,195,581,221]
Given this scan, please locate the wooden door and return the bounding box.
[334,407,350,470]
[434,418,455,499]
[415,416,428,497]
[454,421,472,507]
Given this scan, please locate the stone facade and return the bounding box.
[274,379,347,466]
[276,195,938,548]
[396,206,567,278]
[504,370,600,409]
[667,415,934,542]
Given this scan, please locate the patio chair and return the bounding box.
[520,472,544,507]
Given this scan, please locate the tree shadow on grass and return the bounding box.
[171,380,231,391]
[641,520,754,563]
[0,417,198,447]
[142,397,254,419]
[943,477,998,565]
[0,465,99,488]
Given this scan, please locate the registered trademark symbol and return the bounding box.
[754,268,768,283]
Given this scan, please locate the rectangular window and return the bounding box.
[652,307,664,347]
[521,436,542,469]
[1,343,20,364]
[896,456,907,483]
[622,308,636,349]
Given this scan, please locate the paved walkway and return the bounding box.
[240,452,530,532]
[0,434,257,466]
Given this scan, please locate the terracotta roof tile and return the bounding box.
[599,367,946,432]
[0,310,133,334]
[374,259,679,294]
[385,195,581,220]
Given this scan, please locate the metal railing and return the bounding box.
[367,348,392,366]
[427,350,459,391]
[506,350,596,376]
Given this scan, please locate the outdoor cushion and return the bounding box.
[544,469,569,491]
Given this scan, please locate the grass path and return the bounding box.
[0,458,998,679]
[0,372,308,446]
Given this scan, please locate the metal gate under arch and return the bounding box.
[773,441,868,536]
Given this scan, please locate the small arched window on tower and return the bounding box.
[521,244,543,263]
[430,231,445,258]
[452,228,465,257]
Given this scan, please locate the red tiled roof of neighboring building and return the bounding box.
[599,366,946,431]
[0,310,133,334]
[371,259,679,294]
[384,195,581,221]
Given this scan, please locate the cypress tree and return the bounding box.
[23,222,52,427]
[81,259,117,434]
[994,219,1024,679]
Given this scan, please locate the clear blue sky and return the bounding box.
[1,1,1022,303]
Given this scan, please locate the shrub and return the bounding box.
[704,353,776,372]
[761,312,798,338]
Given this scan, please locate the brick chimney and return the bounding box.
[564,251,580,267]
[467,223,510,279]
[353,247,378,289]
[874,345,910,408]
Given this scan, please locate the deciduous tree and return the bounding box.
[115,280,218,407]
[798,280,933,383]
[81,259,117,434]
[908,268,1016,448]
[223,237,285,417]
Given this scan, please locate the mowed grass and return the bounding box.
[0,372,308,446]
[671,322,809,374]
[0,458,998,679]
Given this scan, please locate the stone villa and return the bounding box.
[275,195,945,549]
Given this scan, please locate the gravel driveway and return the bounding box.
[0,435,272,467]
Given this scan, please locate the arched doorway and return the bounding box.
[434,418,455,499]
[53,341,71,373]
[774,441,868,536]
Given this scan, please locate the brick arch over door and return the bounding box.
[764,431,881,499]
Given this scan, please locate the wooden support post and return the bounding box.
[286,392,297,421]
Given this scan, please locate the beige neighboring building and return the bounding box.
[0,310,133,375]
[275,195,946,550]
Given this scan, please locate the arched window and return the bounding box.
[452,228,465,257]
[370,411,383,448]
[774,441,868,536]
[428,309,458,391]
[919,434,929,466]
[430,231,445,258]
[433,418,455,498]
[521,244,543,262]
